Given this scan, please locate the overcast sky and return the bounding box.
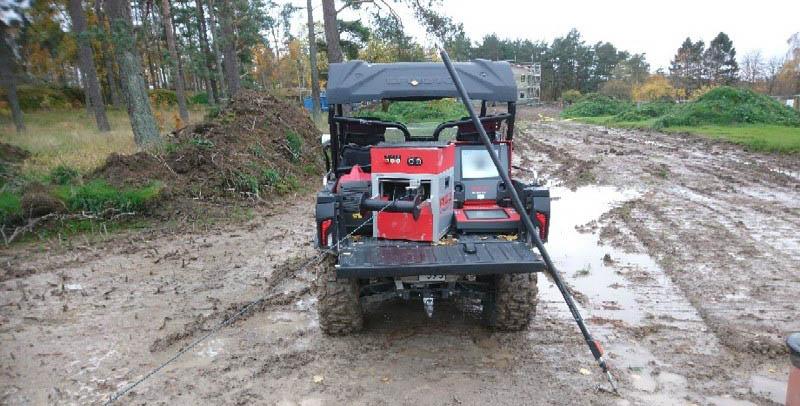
[329,0,800,71]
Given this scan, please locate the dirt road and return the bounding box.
[2,111,798,405]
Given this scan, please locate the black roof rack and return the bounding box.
[326,60,517,104]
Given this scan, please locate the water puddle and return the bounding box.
[749,374,787,404]
[538,185,647,325]
[538,185,712,332]
[535,184,729,403]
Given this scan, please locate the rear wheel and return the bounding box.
[314,254,363,335]
[483,273,538,331]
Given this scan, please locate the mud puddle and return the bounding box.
[533,184,753,404]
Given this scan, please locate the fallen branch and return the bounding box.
[3,213,58,246]
[2,209,137,246]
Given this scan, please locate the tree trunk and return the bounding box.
[95,0,123,108]
[68,0,111,131]
[321,0,342,64]
[0,30,24,132]
[194,0,219,104]
[218,0,239,98]
[206,0,226,100]
[105,0,161,146]
[306,0,320,119]
[161,0,189,121]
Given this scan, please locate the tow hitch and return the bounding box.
[422,294,435,318]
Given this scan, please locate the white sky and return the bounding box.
[301,0,800,71]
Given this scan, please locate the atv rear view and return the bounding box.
[314,60,551,334]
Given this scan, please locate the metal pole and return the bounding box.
[439,49,618,393]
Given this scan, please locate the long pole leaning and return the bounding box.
[439,49,618,394]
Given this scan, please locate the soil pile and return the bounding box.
[94,90,323,202]
[0,143,29,188]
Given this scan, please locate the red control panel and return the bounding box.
[370,144,454,174]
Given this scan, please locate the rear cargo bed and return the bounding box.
[336,236,545,278]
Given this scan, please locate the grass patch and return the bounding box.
[0,107,205,175]
[576,117,800,153]
[662,125,800,153]
[0,190,22,221]
[49,165,80,185]
[562,94,632,118]
[53,180,163,213]
[567,87,800,153]
[357,99,467,123]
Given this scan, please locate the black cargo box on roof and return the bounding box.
[326,60,517,104]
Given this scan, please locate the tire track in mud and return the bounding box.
[516,114,799,404]
[148,251,315,353]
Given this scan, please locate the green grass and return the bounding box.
[0,190,22,221]
[566,87,800,153]
[53,180,163,213]
[574,117,800,153]
[663,125,800,153]
[357,99,467,123]
[0,107,206,175]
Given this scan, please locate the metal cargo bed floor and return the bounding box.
[336,236,545,278]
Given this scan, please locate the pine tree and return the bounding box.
[670,37,705,94]
[67,0,111,132]
[321,0,342,64]
[161,0,189,121]
[0,24,24,132]
[218,0,239,97]
[705,32,739,85]
[105,0,161,146]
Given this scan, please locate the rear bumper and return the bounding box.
[335,236,545,278]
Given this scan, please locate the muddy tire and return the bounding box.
[314,254,363,335]
[484,273,538,331]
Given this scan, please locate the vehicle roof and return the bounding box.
[326,60,517,104]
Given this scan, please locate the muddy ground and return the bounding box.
[2,107,799,405]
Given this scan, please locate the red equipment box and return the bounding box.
[370,144,455,242]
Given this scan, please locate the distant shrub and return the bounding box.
[689,85,717,101]
[54,180,163,213]
[357,99,466,122]
[190,92,209,105]
[561,89,582,104]
[656,86,800,127]
[614,101,676,121]
[632,75,682,102]
[7,85,84,110]
[561,93,632,118]
[58,86,87,105]
[49,165,80,185]
[149,89,178,106]
[599,80,633,100]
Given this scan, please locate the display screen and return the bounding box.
[464,209,508,220]
[461,149,500,179]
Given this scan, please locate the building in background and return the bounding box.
[510,63,541,105]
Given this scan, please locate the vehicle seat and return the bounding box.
[456,114,504,142]
[341,144,372,169]
[341,116,386,146]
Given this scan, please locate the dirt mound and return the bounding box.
[21,183,65,217]
[0,143,30,163]
[94,90,323,202]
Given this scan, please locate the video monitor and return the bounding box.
[461,149,500,179]
[464,209,508,220]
